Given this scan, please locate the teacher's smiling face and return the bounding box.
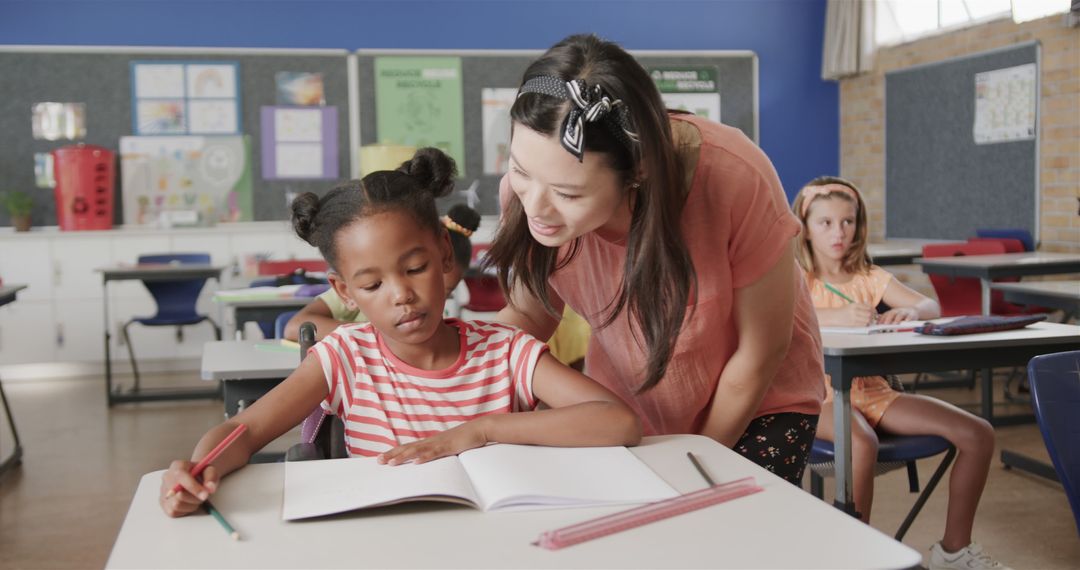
[507,125,633,247]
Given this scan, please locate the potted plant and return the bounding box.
[1,190,34,232]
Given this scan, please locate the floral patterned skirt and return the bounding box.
[733,413,818,485]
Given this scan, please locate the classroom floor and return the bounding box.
[0,371,1077,569]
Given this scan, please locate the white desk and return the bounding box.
[202,340,300,417]
[96,264,226,405]
[991,280,1080,317]
[821,322,1080,514]
[215,295,315,340]
[107,434,920,569]
[915,252,1080,315]
[0,284,27,476]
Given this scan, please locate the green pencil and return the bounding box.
[204,500,241,541]
[823,282,855,304]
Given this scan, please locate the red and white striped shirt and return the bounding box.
[311,318,548,457]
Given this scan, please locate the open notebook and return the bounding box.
[282,444,679,520]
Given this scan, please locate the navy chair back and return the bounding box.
[137,253,212,323]
[976,228,1035,252]
[274,310,299,340]
[1028,351,1080,535]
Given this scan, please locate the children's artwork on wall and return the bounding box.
[186,64,237,99]
[131,61,241,135]
[34,152,55,188]
[119,135,253,226]
[260,106,338,179]
[136,100,186,134]
[480,88,515,176]
[31,102,86,140]
[275,72,325,106]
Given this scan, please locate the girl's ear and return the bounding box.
[327,272,357,310]
[439,229,455,273]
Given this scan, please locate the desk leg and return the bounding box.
[980,366,994,422]
[103,278,115,406]
[826,358,858,517]
[980,278,991,316]
[0,376,24,475]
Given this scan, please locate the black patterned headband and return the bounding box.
[518,76,639,162]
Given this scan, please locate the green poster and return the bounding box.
[375,56,466,177]
[649,67,718,93]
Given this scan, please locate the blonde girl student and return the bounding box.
[282,203,480,341]
[160,149,640,517]
[485,34,824,483]
[794,176,1009,570]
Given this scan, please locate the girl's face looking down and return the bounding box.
[329,210,455,351]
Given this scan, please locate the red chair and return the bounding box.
[257,259,328,275]
[922,241,1007,316]
[463,275,507,313]
[967,237,1049,315]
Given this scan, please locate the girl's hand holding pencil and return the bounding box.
[159,424,247,518]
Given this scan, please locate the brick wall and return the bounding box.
[839,14,1079,253]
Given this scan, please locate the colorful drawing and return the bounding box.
[136,100,186,134]
[120,135,252,226]
[276,72,325,106]
[186,64,238,99]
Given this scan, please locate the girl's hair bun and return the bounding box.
[447,203,481,233]
[290,191,322,244]
[398,147,457,199]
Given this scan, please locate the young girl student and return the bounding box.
[160,148,641,518]
[794,176,1009,570]
[282,203,480,341]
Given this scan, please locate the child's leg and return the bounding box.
[876,394,995,552]
[815,401,880,523]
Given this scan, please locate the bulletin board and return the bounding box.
[884,42,1040,240]
[354,49,759,216]
[0,46,352,227]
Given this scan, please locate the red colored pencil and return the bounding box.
[165,424,247,499]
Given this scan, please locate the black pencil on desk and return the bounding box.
[687,452,716,486]
[204,500,241,541]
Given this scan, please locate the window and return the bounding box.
[875,0,1012,47]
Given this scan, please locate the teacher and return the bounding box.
[488,34,825,483]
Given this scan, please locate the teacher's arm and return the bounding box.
[699,241,796,448]
[495,282,565,343]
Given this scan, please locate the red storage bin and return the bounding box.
[52,144,115,231]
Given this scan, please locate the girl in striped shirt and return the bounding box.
[160,148,641,518]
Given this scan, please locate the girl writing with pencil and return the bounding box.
[485,34,824,485]
[794,176,1009,570]
[160,148,641,518]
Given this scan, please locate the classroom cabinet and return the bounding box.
[0,223,321,374]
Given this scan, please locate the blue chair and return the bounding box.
[808,434,956,539]
[1028,350,1080,535]
[274,310,298,340]
[976,228,1035,252]
[122,253,221,391]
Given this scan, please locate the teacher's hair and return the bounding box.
[486,34,696,393]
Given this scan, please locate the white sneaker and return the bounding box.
[929,542,1012,570]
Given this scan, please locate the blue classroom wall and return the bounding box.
[0,0,837,200]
